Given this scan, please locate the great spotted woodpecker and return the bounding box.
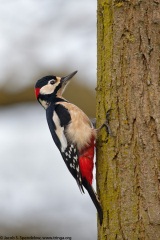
[35,71,106,224]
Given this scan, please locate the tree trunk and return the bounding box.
[96,1,160,239]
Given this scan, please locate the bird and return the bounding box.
[35,70,106,225]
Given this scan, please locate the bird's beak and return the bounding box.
[61,71,78,85]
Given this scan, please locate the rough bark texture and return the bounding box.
[96,0,160,239]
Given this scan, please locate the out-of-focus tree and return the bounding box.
[0,77,95,117]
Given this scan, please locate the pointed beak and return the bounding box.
[61,70,78,84]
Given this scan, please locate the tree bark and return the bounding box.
[96,0,160,239]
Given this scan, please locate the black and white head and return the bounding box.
[35,71,77,109]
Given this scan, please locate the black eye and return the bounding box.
[50,80,56,85]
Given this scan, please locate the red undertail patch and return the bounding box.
[79,137,95,185]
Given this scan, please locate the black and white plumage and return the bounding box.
[46,101,83,192]
[35,71,103,224]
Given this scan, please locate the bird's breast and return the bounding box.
[58,102,96,151]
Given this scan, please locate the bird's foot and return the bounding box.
[97,109,113,136]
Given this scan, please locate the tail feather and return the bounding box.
[83,179,103,225]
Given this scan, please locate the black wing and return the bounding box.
[46,104,61,150]
[55,104,84,192]
[55,103,71,127]
[61,143,84,193]
[46,103,84,192]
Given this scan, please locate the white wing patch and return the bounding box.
[53,112,67,152]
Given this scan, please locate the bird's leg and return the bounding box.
[91,109,112,136]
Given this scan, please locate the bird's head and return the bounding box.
[35,70,77,109]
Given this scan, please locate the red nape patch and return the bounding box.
[79,138,95,185]
[35,88,40,98]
